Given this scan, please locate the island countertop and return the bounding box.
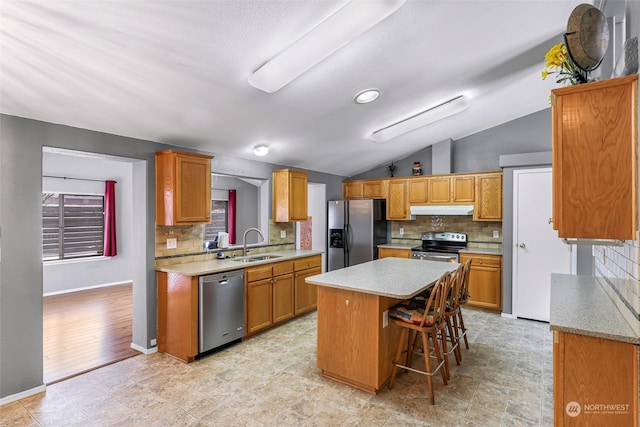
[306,257,459,299]
[550,273,640,344]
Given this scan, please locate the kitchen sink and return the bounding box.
[232,255,283,262]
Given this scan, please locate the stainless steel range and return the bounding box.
[411,232,467,263]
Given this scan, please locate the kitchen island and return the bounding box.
[306,257,459,393]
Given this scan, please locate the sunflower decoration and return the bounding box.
[542,42,588,86]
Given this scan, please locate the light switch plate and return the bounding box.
[167,238,177,249]
[280,230,286,238]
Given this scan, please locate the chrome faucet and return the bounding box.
[243,228,264,257]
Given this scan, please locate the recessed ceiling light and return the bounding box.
[354,89,380,104]
[252,144,269,156]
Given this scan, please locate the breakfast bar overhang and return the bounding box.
[306,257,459,394]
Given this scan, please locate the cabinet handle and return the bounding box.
[345,299,349,306]
[478,259,483,264]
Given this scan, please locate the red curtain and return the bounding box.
[228,189,236,245]
[104,180,117,257]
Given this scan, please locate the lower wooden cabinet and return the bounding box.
[554,330,638,426]
[294,256,321,315]
[378,247,412,259]
[245,261,295,335]
[460,253,501,310]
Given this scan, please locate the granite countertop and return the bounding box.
[550,273,640,344]
[305,257,459,299]
[377,243,416,250]
[156,249,323,276]
[459,248,503,256]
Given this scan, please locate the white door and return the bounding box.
[513,168,572,322]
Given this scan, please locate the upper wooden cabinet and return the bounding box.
[343,179,388,199]
[387,179,410,220]
[429,177,451,203]
[408,177,429,203]
[452,175,475,203]
[156,150,213,226]
[474,173,502,221]
[273,169,308,222]
[552,75,638,240]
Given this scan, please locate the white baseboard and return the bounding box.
[0,385,46,406]
[131,343,157,355]
[43,280,132,297]
[501,312,516,319]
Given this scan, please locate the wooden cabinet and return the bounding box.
[273,169,308,222]
[156,150,213,226]
[157,272,199,363]
[378,247,412,258]
[452,175,475,202]
[552,75,637,240]
[429,176,451,203]
[474,173,502,221]
[317,287,401,393]
[294,255,322,315]
[408,177,429,203]
[343,179,388,199]
[387,179,410,220]
[245,260,295,335]
[554,331,638,426]
[460,253,501,310]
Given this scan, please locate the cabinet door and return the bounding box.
[408,178,429,203]
[343,181,364,199]
[175,154,212,223]
[273,273,295,323]
[294,267,320,315]
[289,171,308,221]
[246,278,272,334]
[430,177,451,203]
[461,254,501,310]
[378,247,411,258]
[452,175,475,203]
[474,174,502,221]
[552,76,637,239]
[363,180,388,198]
[387,179,409,220]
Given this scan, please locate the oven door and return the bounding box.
[412,251,459,263]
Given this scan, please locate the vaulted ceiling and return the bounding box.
[1,1,591,176]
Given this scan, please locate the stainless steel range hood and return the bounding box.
[409,205,474,216]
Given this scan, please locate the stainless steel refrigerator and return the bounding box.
[327,199,388,271]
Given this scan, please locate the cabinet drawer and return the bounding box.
[378,247,411,259]
[461,254,501,267]
[294,256,321,271]
[246,265,273,282]
[272,260,294,276]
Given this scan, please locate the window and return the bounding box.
[204,200,228,241]
[42,193,104,261]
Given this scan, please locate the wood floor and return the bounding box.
[43,283,140,385]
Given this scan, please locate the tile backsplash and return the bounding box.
[155,220,295,267]
[593,239,640,335]
[389,215,502,250]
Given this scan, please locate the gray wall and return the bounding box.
[0,113,346,400]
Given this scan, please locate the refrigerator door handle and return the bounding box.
[345,224,352,257]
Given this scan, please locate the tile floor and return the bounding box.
[1,308,554,426]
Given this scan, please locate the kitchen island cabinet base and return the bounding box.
[316,286,401,394]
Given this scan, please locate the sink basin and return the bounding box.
[232,255,283,262]
[250,255,283,261]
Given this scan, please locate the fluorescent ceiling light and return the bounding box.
[248,0,406,93]
[369,95,471,143]
[253,144,269,156]
[354,89,380,104]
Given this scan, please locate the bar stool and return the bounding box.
[457,258,472,351]
[444,264,464,365]
[388,271,452,404]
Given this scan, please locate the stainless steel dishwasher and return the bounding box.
[199,269,245,354]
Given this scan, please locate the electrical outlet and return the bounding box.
[493,230,499,238]
[166,238,177,249]
[280,230,286,238]
[150,338,157,346]
[399,227,404,235]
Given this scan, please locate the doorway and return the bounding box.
[512,168,572,322]
[296,182,327,271]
